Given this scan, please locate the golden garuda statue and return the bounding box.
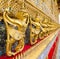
[0,0,59,56]
[0,0,30,56]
